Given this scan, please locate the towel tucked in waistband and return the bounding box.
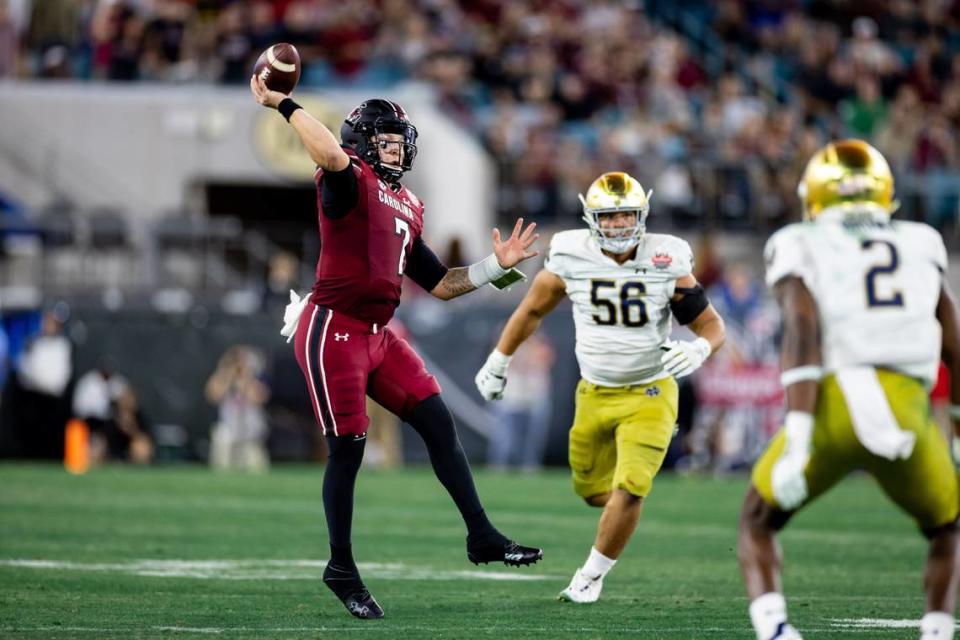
[280,290,310,344]
[834,366,916,460]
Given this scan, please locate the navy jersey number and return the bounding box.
[590,280,649,327]
[861,240,904,308]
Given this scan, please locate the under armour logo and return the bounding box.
[334,332,350,341]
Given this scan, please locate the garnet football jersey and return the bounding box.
[311,150,425,325]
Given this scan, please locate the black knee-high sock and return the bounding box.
[406,395,502,541]
[323,435,366,570]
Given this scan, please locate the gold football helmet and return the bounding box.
[578,171,652,253]
[798,139,896,220]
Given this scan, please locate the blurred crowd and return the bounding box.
[0,308,155,464]
[0,0,958,231]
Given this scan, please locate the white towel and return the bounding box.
[280,290,310,343]
[835,366,916,460]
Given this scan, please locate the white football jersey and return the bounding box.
[764,215,946,386]
[544,229,693,386]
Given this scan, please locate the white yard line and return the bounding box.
[830,618,920,629]
[0,558,556,582]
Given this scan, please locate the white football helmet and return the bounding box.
[578,171,652,254]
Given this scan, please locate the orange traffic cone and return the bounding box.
[64,418,89,475]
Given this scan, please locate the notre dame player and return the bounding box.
[476,172,725,604]
[738,140,960,640]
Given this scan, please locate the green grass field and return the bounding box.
[0,463,930,639]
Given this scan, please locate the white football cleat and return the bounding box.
[557,567,603,604]
[770,622,804,640]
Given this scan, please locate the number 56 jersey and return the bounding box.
[544,229,693,387]
[764,217,947,386]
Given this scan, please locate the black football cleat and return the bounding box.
[467,538,543,567]
[322,563,384,619]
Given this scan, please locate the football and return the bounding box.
[253,43,301,95]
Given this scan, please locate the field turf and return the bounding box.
[0,463,930,639]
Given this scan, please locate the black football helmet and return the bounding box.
[340,99,418,182]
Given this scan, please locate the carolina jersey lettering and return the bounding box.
[764,216,946,385]
[311,150,425,325]
[544,229,693,386]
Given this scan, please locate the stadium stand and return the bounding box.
[0,0,958,467]
[1,0,957,232]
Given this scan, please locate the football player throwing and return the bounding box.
[251,76,543,620]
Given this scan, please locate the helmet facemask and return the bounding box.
[580,204,648,254]
[357,121,418,183]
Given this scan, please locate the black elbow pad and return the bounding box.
[670,284,709,325]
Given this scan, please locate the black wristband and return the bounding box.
[278,98,302,122]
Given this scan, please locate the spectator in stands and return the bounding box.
[9,0,960,231]
[215,3,255,85]
[0,0,18,78]
[140,0,193,81]
[875,85,924,172]
[849,16,902,79]
[205,345,270,472]
[26,0,85,77]
[840,75,887,138]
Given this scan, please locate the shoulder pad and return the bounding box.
[544,230,592,279]
[645,233,694,277]
[764,223,811,288]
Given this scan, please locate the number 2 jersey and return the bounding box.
[764,214,946,386]
[544,229,694,386]
[311,149,425,326]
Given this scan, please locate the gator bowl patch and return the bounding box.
[652,253,672,269]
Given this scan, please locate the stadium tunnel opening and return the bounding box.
[202,181,319,261]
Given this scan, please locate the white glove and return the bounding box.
[475,350,512,401]
[280,290,309,343]
[659,337,711,378]
[771,411,814,510]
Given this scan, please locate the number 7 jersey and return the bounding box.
[311,149,424,326]
[764,217,947,386]
[544,229,694,386]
